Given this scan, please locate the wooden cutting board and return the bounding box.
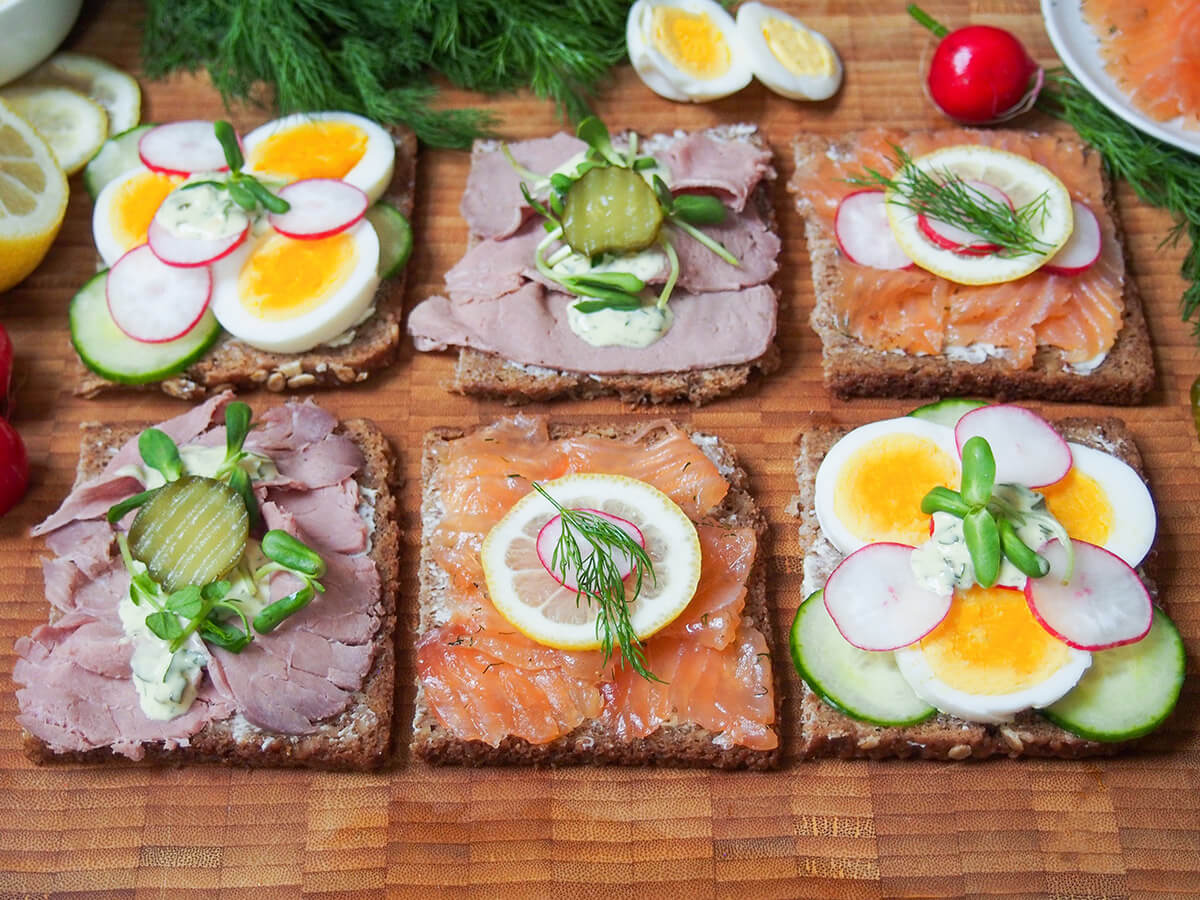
[1,1,1197,896]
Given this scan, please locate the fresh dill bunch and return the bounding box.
[1037,69,1200,338]
[847,147,1053,257]
[532,483,661,682]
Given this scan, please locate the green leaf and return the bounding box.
[202,580,231,602]
[651,174,674,212]
[576,117,622,167]
[228,181,257,211]
[165,585,204,618]
[568,271,646,293]
[520,182,554,221]
[920,486,970,518]
[572,295,643,313]
[199,617,251,652]
[963,507,1001,588]
[261,529,326,577]
[213,120,244,172]
[549,173,574,194]
[565,281,643,308]
[227,467,259,530]
[671,194,727,226]
[146,610,184,642]
[224,401,252,458]
[138,428,182,483]
[632,156,658,172]
[960,436,996,508]
[107,488,158,524]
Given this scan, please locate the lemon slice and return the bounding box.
[0,86,108,175]
[17,52,141,135]
[481,473,702,651]
[0,99,68,292]
[886,145,1074,286]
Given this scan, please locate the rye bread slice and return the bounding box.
[73,128,418,400]
[23,412,401,769]
[791,415,1160,761]
[789,130,1155,404]
[413,420,781,768]
[434,124,781,406]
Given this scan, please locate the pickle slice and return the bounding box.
[128,475,249,592]
[560,167,663,257]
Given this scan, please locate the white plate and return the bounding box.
[1042,0,1200,157]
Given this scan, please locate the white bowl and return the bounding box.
[0,0,83,87]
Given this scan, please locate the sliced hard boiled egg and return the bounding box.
[813,417,960,556]
[92,166,181,267]
[894,584,1091,723]
[242,111,395,203]
[209,220,380,353]
[736,2,842,101]
[626,0,753,102]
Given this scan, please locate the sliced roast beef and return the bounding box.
[649,130,774,213]
[462,133,586,240]
[261,481,367,556]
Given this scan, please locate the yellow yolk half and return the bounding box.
[238,232,357,321]
[833,433,958,546]
[1040,467,1114,547]
[920,585,1072,695]
[651,7,732,78]
[111,171,178,252]
[246,121,368,182]
[762,16,835,77]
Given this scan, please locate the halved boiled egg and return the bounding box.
[814,417,960,555]
[736,2,843,101]
[209,220,380,353]
[894,584,1091,723]
[242,111,395,203]
[626,0,753,102]
[92,166,181,266]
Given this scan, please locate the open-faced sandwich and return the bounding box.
[414,416,779,767]
[408,118,781,405]
[71,113,416,399]
[15,394,400,767]
[788,128,1154,403]
[791,400,1183,759]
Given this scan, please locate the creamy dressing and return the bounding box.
[1067,351,1108,374]
[159,183,249,241]
[551,246,666,281]
[114,444,277,490]
[566,301,673,348]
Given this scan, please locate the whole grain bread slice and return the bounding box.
[790,130,1155,404]
[24,412,402,769]
[791,415,1158,760]
[413,420,781,768]
[73,128,419,400]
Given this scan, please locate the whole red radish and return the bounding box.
[0,417,28,516]
[0,323,11,416]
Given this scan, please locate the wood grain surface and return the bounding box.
[1,1,1198,897]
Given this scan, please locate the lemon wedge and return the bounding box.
[17,52,141,135]
[886,145,1074,286]
[0,99,68,292]
[481,473,702,651]
[0,85,108,175]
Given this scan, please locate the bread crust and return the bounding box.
[413,420,781,768]
[789,130,1155,404]
[23,412,402,770]
[791,415,1161,761]
[73,128,419,399]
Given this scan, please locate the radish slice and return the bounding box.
[834,190,913,270]
[823,542,952,651]
[139,121,230,176]
[268,179,370,240]
[917,180,1011,256]
[1043,201,1102,276]
[1025,539,1152,650]
[955,404,1072,487]
[148,216,249,268]
[106,244,212,344]
[536,509,645,592]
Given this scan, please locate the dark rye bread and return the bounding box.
[74,128,419,400]
[413,420,780,768]
[791,415,1158,761]
[24,412,401,769]
[440,124,781,406]
[790,130,1155,404]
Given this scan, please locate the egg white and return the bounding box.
[93,166,175,267]
[626,0,753,102]
[736,2,843,101]
[209,219,380,353]
[1057,442,1157,568]
[242,111,395,203]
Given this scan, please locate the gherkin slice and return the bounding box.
[128,476,248,592]
[560,167,663,257]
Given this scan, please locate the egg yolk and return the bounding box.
[920,585,1071,695]
[651,7,732,79]
[247,121,367,182]
[238,233,356,321]
[1039,467,1113,546]
[113,172,179,251]
[762,17,834,77]
[834,434,958,546]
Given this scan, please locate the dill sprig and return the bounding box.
[140,0,631,150]
[532,483,661,682]
[1037,69,1200,338]
[848,147,1053,257]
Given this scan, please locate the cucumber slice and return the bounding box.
[1041,608,1185,742]
[908,397,988,427]
[364,201,412,278]
[790,589,936,727]
[83,124,153,200]
[70,270,222,385]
